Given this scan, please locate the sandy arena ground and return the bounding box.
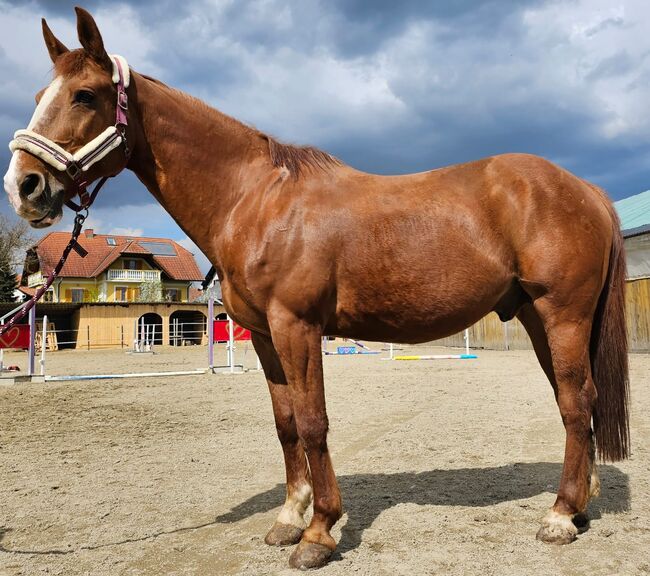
[0,342,649,576]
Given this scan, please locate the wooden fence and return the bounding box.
[434,278,650,352]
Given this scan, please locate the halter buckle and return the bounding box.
[118,89,128,110]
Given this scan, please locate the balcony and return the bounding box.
[107,269,161,282]
[27,271,43,287]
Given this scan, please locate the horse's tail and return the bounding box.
[590,199,630,462]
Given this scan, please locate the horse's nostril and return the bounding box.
[19,174,42,200]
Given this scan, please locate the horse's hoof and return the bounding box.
[572,512,590,533]
[265,522,304,546]
[536,511,578,545]
[288,541,333,570]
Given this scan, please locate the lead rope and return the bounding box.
[0,211,89,338]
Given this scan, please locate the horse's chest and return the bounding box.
[218,275,270,335]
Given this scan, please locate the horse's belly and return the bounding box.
[327,266,509,344]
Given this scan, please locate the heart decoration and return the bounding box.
[0,326,23,349]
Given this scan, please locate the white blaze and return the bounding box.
[3,76,62,211]
[4,153,22,211]
[27,76,63,131]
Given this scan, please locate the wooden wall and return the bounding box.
[434,278,650,352]
[69,303,225,349]
[626,278,650,352]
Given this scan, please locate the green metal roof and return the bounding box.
[614,189,650,232]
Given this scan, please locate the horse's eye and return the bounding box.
[74,90,95,105]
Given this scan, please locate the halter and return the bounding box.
[0,56,131,340]
[8,54,130,211]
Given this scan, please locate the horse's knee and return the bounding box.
[296,413,329,450]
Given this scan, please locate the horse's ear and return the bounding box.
[42,18,69,63]
[74,6,111,69]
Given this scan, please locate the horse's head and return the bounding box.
[3,7,131,228]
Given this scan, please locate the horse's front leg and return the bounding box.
[251,332,313,546]
[269,313,342,570]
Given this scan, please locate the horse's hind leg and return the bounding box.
[251,332,312,546]
[524,297,599,544]
[518,304,600,533]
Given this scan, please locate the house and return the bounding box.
[614,190,650,351]
[615,189,650,281]
[19,229,203,303]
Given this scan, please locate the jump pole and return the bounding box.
[387,329,477,360]
[393,354,477,360]
[46,369,207,382]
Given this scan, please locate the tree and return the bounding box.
[137,280,163,302]
[0,215,33,269]
[0,250,17,302]
[0,215,33,302]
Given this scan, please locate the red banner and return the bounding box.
[0,324,30,349]
[213,320,252,342]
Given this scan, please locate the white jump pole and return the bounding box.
[464,329,470,355]
[40,314,48,376]
[47,368,207,382]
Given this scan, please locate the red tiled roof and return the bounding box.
[28,231,204,281]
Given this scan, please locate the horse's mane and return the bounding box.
[263,135,340,178]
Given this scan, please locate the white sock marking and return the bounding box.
[277,483,312,529]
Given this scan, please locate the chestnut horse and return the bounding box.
[4,8,629,570]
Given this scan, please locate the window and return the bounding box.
[106,237,117,246]
[44,289,54,303]
[70,288,85,303]
[115,286,128,302]
[123,259,140,270]
[164,288,181,302]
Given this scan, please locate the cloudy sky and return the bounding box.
[1,0,649,273]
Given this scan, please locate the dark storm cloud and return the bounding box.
[1,0,649,229]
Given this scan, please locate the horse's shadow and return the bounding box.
[215,462,630,555]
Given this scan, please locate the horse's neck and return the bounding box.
[127,72,266,266]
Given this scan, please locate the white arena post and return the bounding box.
[40,314,48,376]
[27,305,36,376]
[208,286,214,371]
[228,316,235,373]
